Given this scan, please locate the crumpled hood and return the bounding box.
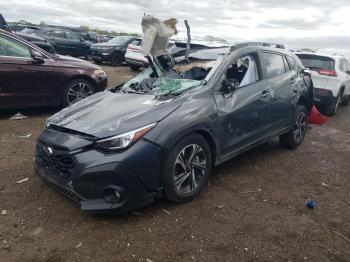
[47,91,180,138]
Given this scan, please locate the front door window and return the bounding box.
[0,35,31,58]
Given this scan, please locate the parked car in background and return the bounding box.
[36,42,313,214]
[0,29,107,109]
[0,14,55,53]
[15,26,56,53]
[34,28,92,57]
[89,35,136,66]
[124,38,148,70]
[296,52,350,115]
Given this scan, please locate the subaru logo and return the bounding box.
[44,146,53,155]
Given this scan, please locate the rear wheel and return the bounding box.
[111,53,123,66]
[62,79,95,107]
[279,105,308,149]
[164,134,212,203]
[323,91,342,116]
[341,95,350,106]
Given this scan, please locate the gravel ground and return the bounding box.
[0,65,349,262]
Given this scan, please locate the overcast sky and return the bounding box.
[1,0,350,52]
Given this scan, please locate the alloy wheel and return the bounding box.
[66,82,93,105]
[173,144,207,194]
[293,111,307,144]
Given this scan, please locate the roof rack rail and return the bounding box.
[230,42,285,51]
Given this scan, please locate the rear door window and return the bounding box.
[261,52,286,78]
[52,30,67,39]
[296,54,334,70]
[286,56,296,69]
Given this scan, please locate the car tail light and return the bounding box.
[317,70,337,77]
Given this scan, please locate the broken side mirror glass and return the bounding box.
[222,79,239,98]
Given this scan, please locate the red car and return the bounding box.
[0,29,108,109]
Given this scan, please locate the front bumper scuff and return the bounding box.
[35,128,167,214]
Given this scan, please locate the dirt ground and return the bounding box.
[0,65,350,262]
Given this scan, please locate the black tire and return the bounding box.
[62,79,95,107]
[279,105,308,149]
[164,134,212,203]
[111,53,123,66]
[323,92,342,116]
[341,95,350,106]
[129,64,141,71]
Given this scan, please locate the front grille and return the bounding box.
[36,143,75,179]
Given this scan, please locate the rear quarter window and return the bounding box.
[296,54,334,70]
[261,52,286,78]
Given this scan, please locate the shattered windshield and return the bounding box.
[120,48,228,96]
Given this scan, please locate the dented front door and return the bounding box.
[213,78,271,158]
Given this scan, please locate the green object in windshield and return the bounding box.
[153,78,201,95]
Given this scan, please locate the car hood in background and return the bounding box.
[51,54,101,70]
[47,91,180,138]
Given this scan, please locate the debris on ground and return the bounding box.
[162,209,171,215]
[332,231,350,244]
[145,259,154,262]
[18,134,32,139]
[9,113,28,120]
[1,210,7,215]
[321,182,329,187]
[75,242,82,248]
[16,177,29,184]
[306,193,315,209]
[217,205,225,209]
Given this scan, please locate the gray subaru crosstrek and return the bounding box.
[36,42,313,214]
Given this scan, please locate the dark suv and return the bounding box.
[0,30,107,109]
[36,43,313,214]
[89,36,136,66]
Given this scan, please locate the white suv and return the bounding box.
[296,52,350,115]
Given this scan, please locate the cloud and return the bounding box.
[1,0,350,50]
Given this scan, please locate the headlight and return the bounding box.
[93,69,107,78]
[96,123,156,151]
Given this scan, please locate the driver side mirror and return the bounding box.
[221,79,239,98]
[31,49,45,64]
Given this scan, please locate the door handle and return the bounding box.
[261,89,270,98]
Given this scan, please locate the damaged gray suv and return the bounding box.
[36,41,313,214]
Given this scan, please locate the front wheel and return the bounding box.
[279,105,308,149]
[62,79,95,107]
[111,53,123,66]
[164,134,212,203]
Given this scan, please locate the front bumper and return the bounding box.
[89,49,112,62]
[125,57,149,67]
[35,128,167,214]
